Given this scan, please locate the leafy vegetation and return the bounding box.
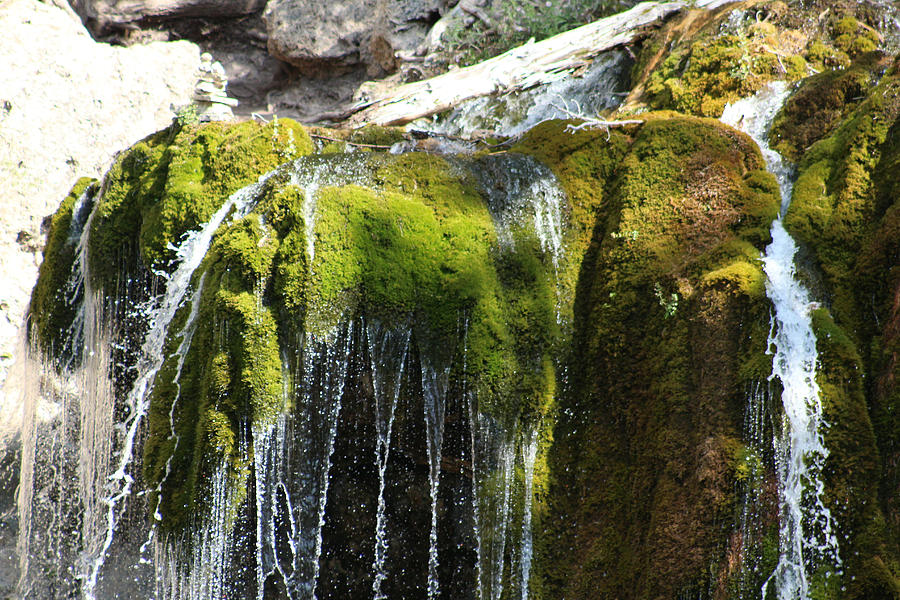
[443,0,639,66]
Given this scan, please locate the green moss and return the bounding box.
[29,177,97,355]
[805,40,851,71]
[87,119,312,293]
[785,64,900,347]
[811,307,900,598]
[643,21,806,117]
[347,124,406,147]
[833,17,880,58]
[144,199,287,531]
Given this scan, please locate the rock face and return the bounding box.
[263,0,450,75]
[68,0,266,35]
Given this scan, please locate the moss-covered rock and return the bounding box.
[29,176,97,355]
[632,4,809,118]
[87,119,312,294]
[771,52,891,162]
[134,138,566,533]
[778,52,900,598]
[536,115,780,599]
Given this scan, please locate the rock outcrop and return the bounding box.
[193,52,239,121]
[68,0,266,36]
[262,0,451,76]
[0,0,198,429]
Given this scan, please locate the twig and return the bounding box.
[459,0,495,30]
[309,133,394,149]
[550,102,644,140]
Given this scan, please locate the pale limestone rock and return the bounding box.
[0,0,199,436]
[193,52,239,121]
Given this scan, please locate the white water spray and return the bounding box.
[252,322,354,599]
[519,428,538,600]
[722,82,841,599]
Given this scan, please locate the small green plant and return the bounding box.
[174,103,199,127]
[654,282,678,318]
[444,0,638,66]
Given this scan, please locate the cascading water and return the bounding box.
[422,358,449,600]
[9,102,568,598]
[722,82,841,599]
[253,321,355,599]
[518,429,538,600]
[16,169,277,599]
[369,323,411,600]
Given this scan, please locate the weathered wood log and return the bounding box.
[345,0,734,127]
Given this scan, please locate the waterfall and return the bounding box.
[15,169,275,598]
[154,452,240,600]
[17,184,114,599]
[10,123,566,598]
[737,382,776,597]
[722,82,841,599]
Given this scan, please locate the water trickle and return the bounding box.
[519,428,538,600]
[369,322,411,600]
[471,154,567,324]
[722,82,841,599]
[145,271,208,558]
[471,414,517,600]
[155,450,240,600]
[422,359,449,600]
[472,155,564,267]
[253,322,355,599]
[286,154,372,263]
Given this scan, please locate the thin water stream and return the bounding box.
[722,82,841,599]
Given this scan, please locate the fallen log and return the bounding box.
[345,0,735,128]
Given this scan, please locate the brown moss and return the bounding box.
[536,115,779,599]
[771,52,891,162]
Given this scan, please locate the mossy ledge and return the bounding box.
[139,145,566,533]
[526,115,781,599]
